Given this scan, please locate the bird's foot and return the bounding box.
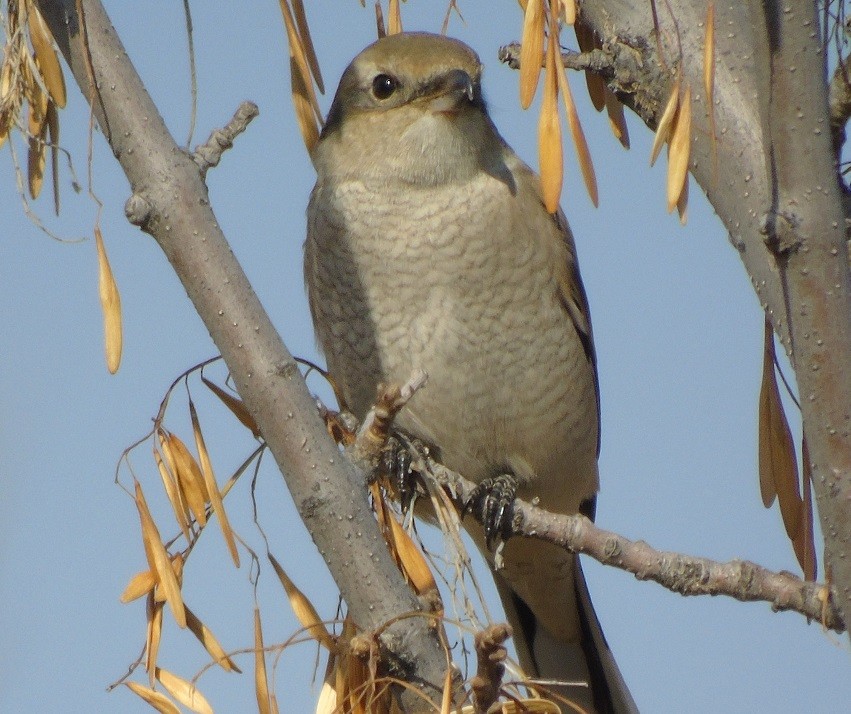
[463,473,517,549]
[378,434,429,514]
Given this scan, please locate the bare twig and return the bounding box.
[192,100,260,176]
[424,456,844,633]
[470,623,512,714]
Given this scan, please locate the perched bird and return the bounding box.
[305,32,636,713]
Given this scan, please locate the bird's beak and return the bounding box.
[426,69,476,114]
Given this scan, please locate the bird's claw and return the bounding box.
[378,434,424,514]
[463,473,517,549]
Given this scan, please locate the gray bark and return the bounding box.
[37,0,452,709]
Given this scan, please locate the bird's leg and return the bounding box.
[378,434,430,514]
[463,473,518,549]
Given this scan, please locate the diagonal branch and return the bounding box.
[36,0,453,708]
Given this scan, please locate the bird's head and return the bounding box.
[313,32,502,185]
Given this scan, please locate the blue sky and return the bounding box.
[1,2,848,712]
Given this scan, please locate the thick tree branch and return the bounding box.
[564,0,851,640]
[37,1,451,708]
[421,454,844,633]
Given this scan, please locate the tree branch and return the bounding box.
[37,1,452,708]
[422,454,844,633]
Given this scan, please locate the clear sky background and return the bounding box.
[1,2,848,713]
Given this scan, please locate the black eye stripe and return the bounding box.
[372,73,398,100]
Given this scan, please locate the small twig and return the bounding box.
[192,101,260,176]
[352,369,428,463]
[424,458,844,633]
[499,42,615,79]
[470,623,512,714]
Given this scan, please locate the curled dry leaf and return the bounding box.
[135,480,187,628]
[388,0,403,35]
[538,22,563,214]
[268,552,335,649]
[666,83,692,213]
[95,226,123,374]
[254,608,272,714]
[156,668,213,714]
[189,399,240,567]
[556,47,598,207]
[650,76,680,166]
[519,0,545,109]
[125,681,181,714]
[185,605,241,672]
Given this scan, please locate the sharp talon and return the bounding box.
[378,434,424,514]
[464,473,517,549]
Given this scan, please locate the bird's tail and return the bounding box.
[495,556,638,714]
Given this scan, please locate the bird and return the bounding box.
[304,31,637,713]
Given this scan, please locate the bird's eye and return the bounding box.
[371,74,398,100]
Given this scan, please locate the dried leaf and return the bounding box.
[519,0,545,109]
[156,668,213,714]
[290,0,324,93]
[145,594,164,676]
[185,605,241,672]
[201,375,260,438]
[649,76,680,166]
[388,0,403,35]
[27,97,47,199]
[604,89,630,149]
[279,0,322,150]
[45,99,59,214]
[125,681,181,714]
[268,552,334,649]
[135,481,186,628]
[385,511,437,596]
[154,447,192,544]
[797,436,817,581]
[254,608,272,714]
[161,430,209,527]
[95,226,123,374]
[666,84,691,213]
[757,319,802,542]
[676,171,688,225]
[556,48,598,207]
[121,568,157,603]
[189,399,240,567]
[27,4,66,108]
[538,23,562,213]
[575,23,605,111]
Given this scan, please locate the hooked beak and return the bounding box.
[426,69,476,114]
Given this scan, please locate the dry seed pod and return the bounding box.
[125,681,180,714]
[650,76,680,166]
[254,608,272,714]
[556,48,598,207]
[95,227,123,374]
[279,0,322,151]
[145,595,164,676]
[184,605,241,672]
[154,447,192,544]
[45,99,59,214]
[163,431,209,527]
[519,0,545,109]
[538,24,563,213]
[27,97,47,199]
[385,511,438,596]
[135,481,187,628]
[27,4,66,108]
[605,89,630,149]
[797,437,817,580]
[290,0,323,93]
[120,568,157,603]
[666,84,691,213]
[189,399,240,566]
[388,0,403,35]
[575,22,605,112]
[269,552,335,649]
[676,172,689,224]
[201,375,260,437]
[155,668,213,714]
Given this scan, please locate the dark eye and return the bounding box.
[371,74,398,100]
